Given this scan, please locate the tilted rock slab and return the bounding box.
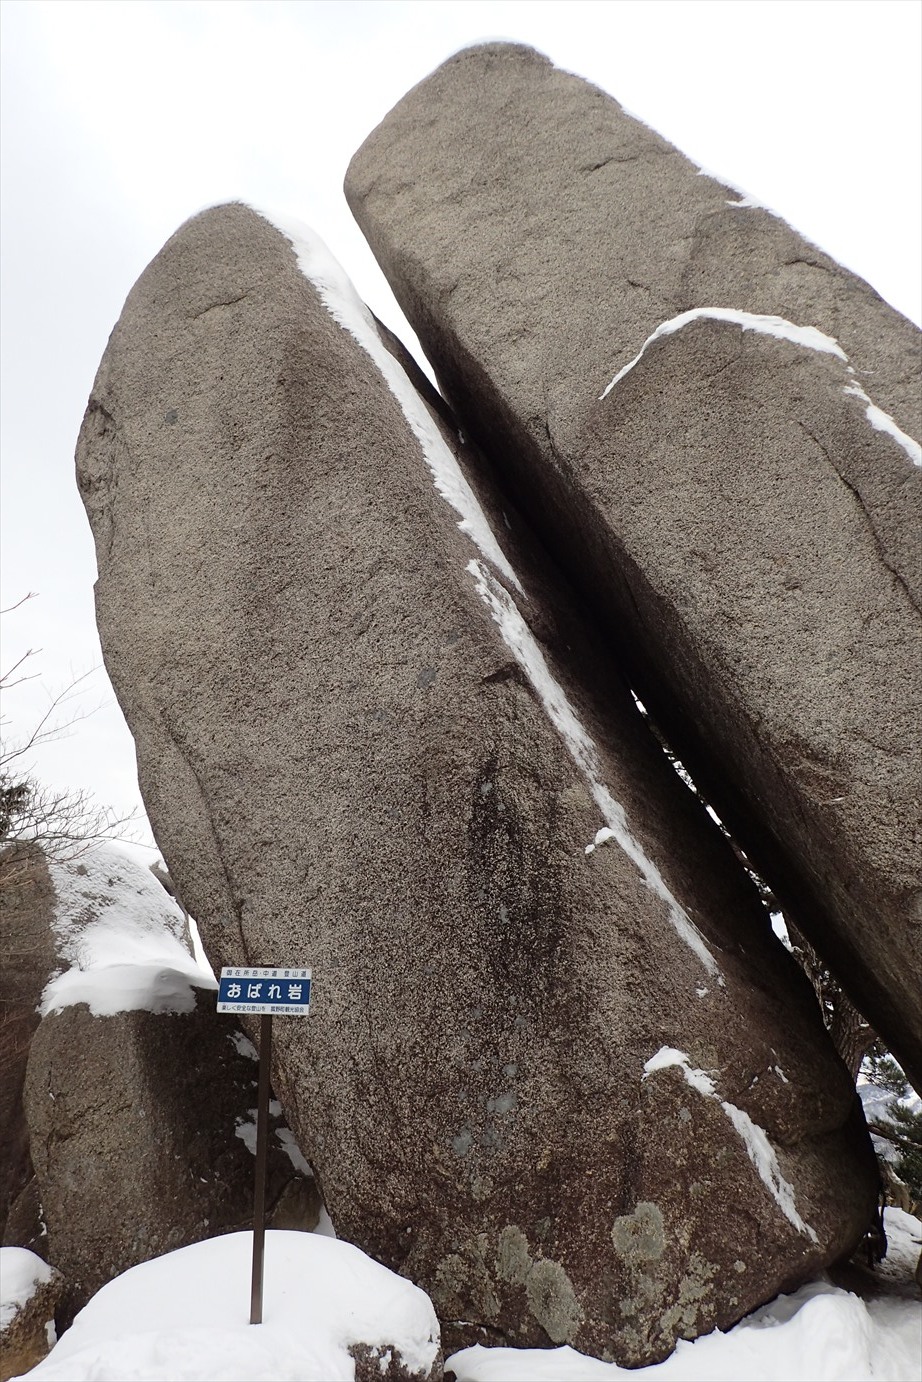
[76,202,876,1364]
[345,41,922,1091]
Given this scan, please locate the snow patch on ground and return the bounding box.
[20,1231,438,1381]
[0,1247,53,1330]
[256,208,720,982]
[40,844,216,1017]
[11,1216,920,1381]
[643,1048,817,1241]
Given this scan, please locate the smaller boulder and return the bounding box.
[0,845,57,1240]
[19,842,321,1324]
[0,1247,64,1382]
[24,994,320,1325]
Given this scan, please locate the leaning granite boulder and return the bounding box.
[345,41,922,1090]
[74,201,878,1363]
[576,315,922,1091]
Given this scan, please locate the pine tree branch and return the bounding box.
[867,1121,922,1156]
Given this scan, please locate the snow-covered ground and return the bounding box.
[9,1233,440,1382]
[5,1213,919,1381]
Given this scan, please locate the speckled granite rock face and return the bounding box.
[75,201,877,1365]
[345,41,922,1092]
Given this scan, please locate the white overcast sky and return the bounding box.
[1,0,920,864]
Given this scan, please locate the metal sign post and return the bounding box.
[217,966,312,1325]
[250,1012,272,1325]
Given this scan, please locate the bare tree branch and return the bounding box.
[0,592,37,616]
[1,598,139,885]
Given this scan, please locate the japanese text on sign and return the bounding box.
[217,967,312,1015]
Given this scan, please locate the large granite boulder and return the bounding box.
[24,990,320,1325]
[74,201,878,1363]
[345,41,922,1091]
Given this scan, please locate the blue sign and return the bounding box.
[217,966,312,1016]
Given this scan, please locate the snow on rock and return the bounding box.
[599,308,847,398]
[20,1231,440,1382]
[40,843,215,1017]
[643,1049,818,1242]
[1,1248,63,1379]
[229,1030,258,1061]
[599,310,922,472]
[465,559,719,977]
[255,204,521,593]
[843,382,922,467]
[0,1247,53,1330]
[275,1124,313,1176]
